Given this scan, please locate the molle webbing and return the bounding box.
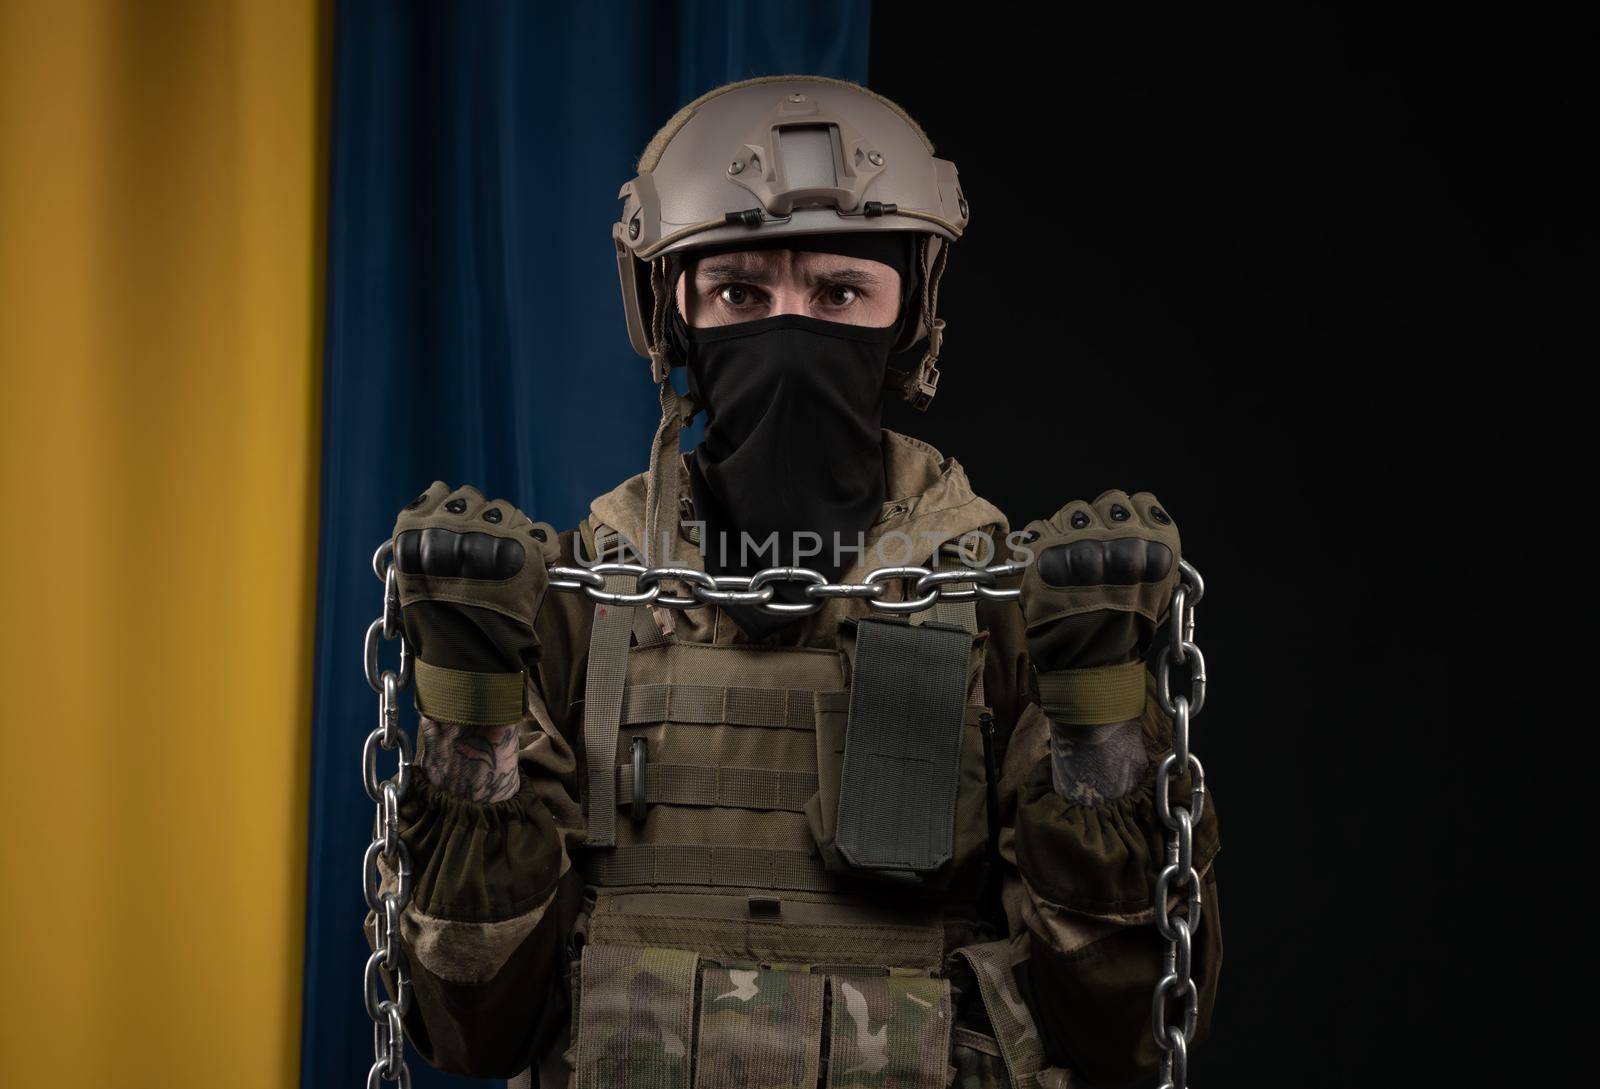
[587,906,945,969]
[582,572,639,848]
[583,640,848,890]
[620,683,818,730]
[1035,659,1148,724]
[616,763,818,813]
[411,658,525,726]
[587,844,841,893]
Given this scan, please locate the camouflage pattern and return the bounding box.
[576,942,698,1089]
[825,972,951,1089]
[384,429,1223,1084]
[950,1031,1010,1089]
[696,964,826,1088]
[955,941,1047,1089]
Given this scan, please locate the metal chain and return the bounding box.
[548,559,1024,615]
[361,541,415,1089]
[409,549,1201,1086]
[1151,560,1208,1089]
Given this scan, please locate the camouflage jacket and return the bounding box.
[376,430,1221,1087]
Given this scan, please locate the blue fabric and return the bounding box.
[300,3,870,1086]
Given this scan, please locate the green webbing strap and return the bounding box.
[904,547,981,635]
[955,941,1047,1089]
[929,591,977,631]
[837,618,970,874]
[917,545,983,705]
[631,607,668,648]
[412,658,525,726]
[620,683,820,730]
[582,573,638,848]
[1035,659,1148,724]
[586,844,841,892]
[615,762,818,812]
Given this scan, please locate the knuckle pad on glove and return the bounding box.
[389,486,549,686]
[397,527,526,580]
[1038,538,1173,588]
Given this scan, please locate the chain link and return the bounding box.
[1152,559,1207,1089]
[362,541,415,1087]
[549,560,1025,615]
[385,546,1204,1084]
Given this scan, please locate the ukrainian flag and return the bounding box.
[0,3,869,1087]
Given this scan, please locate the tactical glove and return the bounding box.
[1016,489,1180,725]
[390,482,554,727]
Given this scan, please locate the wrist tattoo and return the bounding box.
[418,719,522,803]
[1049,718,1148,805]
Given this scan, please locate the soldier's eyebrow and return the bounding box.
[696,258,777,285]
[694,257,885,290]
[803,266,882,288]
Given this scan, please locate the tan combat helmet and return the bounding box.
[614,75,969,409]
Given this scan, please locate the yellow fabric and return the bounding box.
[0,4,327,1087]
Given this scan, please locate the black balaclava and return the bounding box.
[667,232,917,638]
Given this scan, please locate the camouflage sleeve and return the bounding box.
[978,592,1223,1085]
[368,530,595,1077]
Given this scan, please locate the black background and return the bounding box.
[871,4,1588,1085]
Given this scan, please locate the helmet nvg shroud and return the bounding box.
[614,75,969,409]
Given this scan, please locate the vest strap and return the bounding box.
[582,572,638,848]
[621,682,825,730]
[616,762,818,813]
[913,542,985,705]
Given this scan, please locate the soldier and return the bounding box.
[375,76,1220,1087]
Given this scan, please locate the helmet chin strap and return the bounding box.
[643,378,698,569]
[890,235,950,411]
[647,256,675,383]
[642,256,702,567]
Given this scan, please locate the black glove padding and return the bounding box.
[1018,489,1181,674]
[390,481,556,725]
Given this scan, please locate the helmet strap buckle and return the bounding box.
[908,319,944,411]
[649,345,672,384]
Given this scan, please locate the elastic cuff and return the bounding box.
[399,772,565,922]
[402,766,541,829]
[1036,660,1147,724]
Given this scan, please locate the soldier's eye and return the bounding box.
[718,284,762,308]
[821,285,859,308]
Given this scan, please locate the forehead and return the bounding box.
[690,247,892,277]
